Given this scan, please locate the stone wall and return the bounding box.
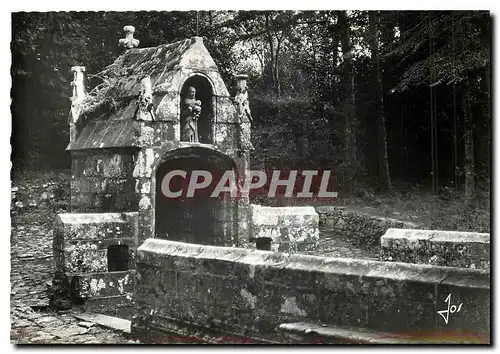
[132,239,490,340]
[70,150,137,213]
[315,206,420,248]
[250,104,336,171]
[380,229,490,270]
[249,205,319,252]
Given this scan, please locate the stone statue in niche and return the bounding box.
[181,86,202,142]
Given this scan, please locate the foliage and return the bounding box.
[11,11,491,204]
[384,11,490,92]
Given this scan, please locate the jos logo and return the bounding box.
[437,294,464,325]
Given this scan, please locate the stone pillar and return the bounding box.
[132,148,157,244]
[234,74,253,151]
[233,74,253,247]
[69,66,86,145]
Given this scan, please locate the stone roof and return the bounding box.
[81,36,217,116]
[68,36,220,151]
[69,119,140,151]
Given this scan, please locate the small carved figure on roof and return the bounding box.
[234,76,252,123]
[234,74,254,151]
[137,76,155,121]
[181,86,202,142]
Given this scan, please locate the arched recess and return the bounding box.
[154,147,238,246]
[179,74,215,144]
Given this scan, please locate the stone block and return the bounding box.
[404,281,437,303]
[366,300,436,332]
[380,229,490,270]
[214,123,238,149]
[64,242,108,273]
[53,212,139,313]
[132,148,156,178]
[57,212,138,242]
[215,97,238,123]
[436,284,490,332]
[102,154,124,177]
[162,121,177,141]
[81,296,135,321]
[70,191,93,208]
[72,271,134,298]
[250,205,320,253]
[155,90,179,122]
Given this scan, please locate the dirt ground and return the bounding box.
[9,170,490,343]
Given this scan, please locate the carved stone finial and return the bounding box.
[119,25,139,49]
[69,66,86,145]
[70,66,86,103]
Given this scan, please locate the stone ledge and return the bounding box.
[251,205,319,226]
[134,239,490,338]
[381,229,490,270]
[381,228,490,245]
[54,212,138,244]
[72,312,131,333]
[131,314,282,343]
[137,239,490,289]
[56,212,138,225]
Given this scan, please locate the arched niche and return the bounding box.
[179,74,215,144]
[154,147,238,247]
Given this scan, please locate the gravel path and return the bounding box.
[304,225,380,260]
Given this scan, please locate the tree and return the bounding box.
[386,11,490,197]
[11,12,88,169]
[368,11,391,190]
[11,10,491,200]
[462,75,474,198]
[337,11,358,189]
[11,11,217,169]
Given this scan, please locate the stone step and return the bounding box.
[71,312,131,333]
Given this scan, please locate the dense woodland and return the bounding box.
[11,11,491,200]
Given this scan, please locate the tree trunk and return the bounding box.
[485,65,491,184]
[274,33,283,96]
[474,67,491,191]
[338,10,358,189]
[264,14,281,96]
[462,76,475,199]
[368,11,391,190]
